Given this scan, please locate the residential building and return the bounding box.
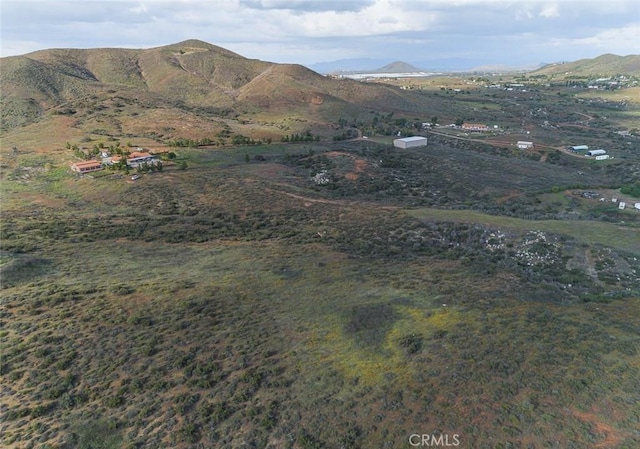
[461,123,489,132]
[71,160,103,173]
[107,151,158,168]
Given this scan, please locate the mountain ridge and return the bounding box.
[309,54,640,75]
[530,53,640,76]
[1,40,428,134]
[3,41,639,138]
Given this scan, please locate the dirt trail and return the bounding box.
[264,187,398,211]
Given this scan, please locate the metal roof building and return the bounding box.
[517,141,534,149]
[393,136,428,149]
[569,145,589,152]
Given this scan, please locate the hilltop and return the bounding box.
[531,53,640,77]
[374,61,425,73]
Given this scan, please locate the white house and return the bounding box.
[126,151,158,168]
[618,202,626,210]
[393,136,428,149]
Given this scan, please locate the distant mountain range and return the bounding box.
[307,58,544,74]
[308,54,640,75]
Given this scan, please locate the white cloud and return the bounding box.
[562,24,640,54]
[128,3,148,14]
[539,3,560,18]
[253,0,436,38]
[0,0,638,65]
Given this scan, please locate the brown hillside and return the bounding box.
[531,53,640,77]
[1,39,432,136]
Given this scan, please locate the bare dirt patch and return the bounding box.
[14,192,67,209]
[496,191,523,204]
[571,409,626,448]
[325,151,368,180]
[245,163,298,179]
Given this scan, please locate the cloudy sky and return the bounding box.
[1,0,639,69]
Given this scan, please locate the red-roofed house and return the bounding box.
[128,151,153,160]
[106,151,158,168]
[127,151,157,168]
[462,123,489,132]
[71,160,103,173]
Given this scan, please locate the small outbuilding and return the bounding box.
[393,136,428,149]
[516,141,534,149]
[569,145,589,152]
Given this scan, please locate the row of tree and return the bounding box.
[281,131,320,143]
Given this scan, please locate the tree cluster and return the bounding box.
[281,131,320,143]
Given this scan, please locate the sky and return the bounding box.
[1,0,639,70]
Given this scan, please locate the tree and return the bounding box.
[455,118,464,127]
[430,116,438,126]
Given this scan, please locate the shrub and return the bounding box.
[110,285,135,296]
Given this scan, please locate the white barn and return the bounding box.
[516,141,534,149]
[586,149,606,157]
[394,136,428,149]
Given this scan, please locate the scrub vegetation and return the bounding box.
[1,43,640,448]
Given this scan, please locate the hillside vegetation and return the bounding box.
[0,39,427,135]
[1,41,640,449]
[531,53,640,77]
